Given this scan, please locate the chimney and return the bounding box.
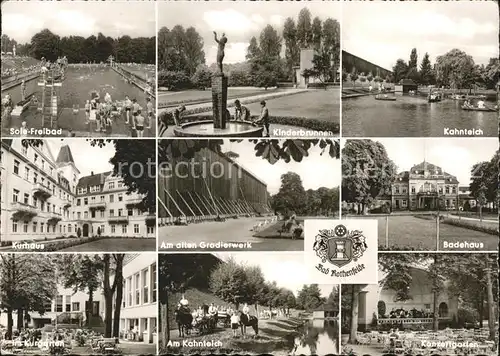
[91,171,94,176]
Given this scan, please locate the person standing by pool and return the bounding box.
[254,101,270,136]
[124,96,132,124]
[146,97,154,132]
[234,99,251,121]
[135,110,145,137]
[84,100,91,124]
[131,98,140,130]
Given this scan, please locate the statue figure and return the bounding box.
[213,31,227,73]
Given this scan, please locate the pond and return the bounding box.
[342,94,497,137]
[292,319,339,355]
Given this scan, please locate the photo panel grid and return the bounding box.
[0,252,158,355]
[157,138,340,252]
[340,252,498,356]
[157,0,341,139]
[158,251,340,355]
[341,0,499,138]
[1,0,156,138]
[0,138,156,252]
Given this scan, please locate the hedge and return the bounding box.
[441,217,498,235]
[1,235,150,251]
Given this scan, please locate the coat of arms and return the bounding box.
[313,224,367,267]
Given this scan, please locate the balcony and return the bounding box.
[108,215,129,223]
[125,197,143,208]
[63,198,72,208]
[145,213,156,225]
[11,201,38,219]
[32,183,52,199]
[88,201,107,210]
[48,212,63,224]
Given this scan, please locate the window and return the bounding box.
[452,186,457,194]
[395,186,400,194]
[77,199,81,206]
[84,211,88,219]
[33,222,37,233]
[72,302,80,311]
[23,221,28,233]
[109,195,114,203]
[108,182,115,189]
[122,281,126,308]
[13,160,20,175]
[77,212,81,219]
[111,225,116,234]
[122,225,127,234]
[100,225,105,234]
[68,225,72,233]
[52,225,56,233]
[100,195,105,202]
[118,182,123,188]
[65,296,71,312]
[402,200,407,207]
[118,209,123,216]
[56,295,63,312]
[41,160,45,170]
[84,198,88,205]
[109,209,114,217]
[100,210,105,218]
[134,224,139,234]
[24,193,29,205]
[50,167,53,176]
[152,263,157,303]
[134,273,140,305]
[12,220,18,233]
[12,189,19,202]
[40,222,44,232]
[47,224,50,233]
[147,226,154,234]
[34,153,38,164]
[33,172,38,184]
[118,194,123,202]
[24,167,29,180]
[142,269,149,304]
[91,196,96,203]
[127,277,132,306]
[44,302,52,313]
[445,186,450,194]
[21,145,28,155]
[128,209,133,216]
[91,210,96,219]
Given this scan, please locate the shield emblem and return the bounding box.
[327,237,353,267]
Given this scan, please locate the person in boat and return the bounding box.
[384,94,388,98]
[476,100,485,109]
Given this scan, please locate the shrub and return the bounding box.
[158,70,192,91]
[191,67,212,89]
[442,217,498,235]
[228,70,252,87]
[457,307,479,328]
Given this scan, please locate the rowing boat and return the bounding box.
[461,106,497,112]
[375,96,396,101]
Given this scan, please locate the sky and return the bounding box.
[342,1,499,69]
[46,139,115,177]
[158,1,341,64]
[215,252,335,298]
[222,140,340,195]
[1,1,156,44]
[341,138,498,186]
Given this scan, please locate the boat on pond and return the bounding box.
[375,95,396,101]
[461,106,498,112]
[428,93,442,102]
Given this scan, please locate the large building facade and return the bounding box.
[389,162,459,211]
[158,148,271,225]
[0,139,155,242]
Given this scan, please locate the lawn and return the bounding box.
[58,238,156,251]
[348,215,496,251]
[244,89,339,122]
[158,88,283,106]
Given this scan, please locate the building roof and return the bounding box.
[76,171,113,189]
[409,161,459,184]
[314,304,338,312]
[399,79,417,85]
[394,171,409,182]
[56,145,75,165]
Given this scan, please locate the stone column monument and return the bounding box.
[212,32,228,129]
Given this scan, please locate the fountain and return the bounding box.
[173,32,263,137]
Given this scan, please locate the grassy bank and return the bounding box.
[441,216,498,236]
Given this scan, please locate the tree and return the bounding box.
[366,72,373,83]
[408,48,418,70]
[296,8,313,49]
[183,27,206,77]
[0,255,58,339]
[419,52,434,86]
[392,59,409,83]
[350,67,359,87]
[102,254,125,338]
[56,255,103,326]
[191,65,212,89]
[111,255,125,338]
[209,257,249,310]
[248,25,283,89]
[311,17,322,51]
[342,140,397,214]
[283,17,299,80]
[322,18,340,82]
[30,29,61,61]
[246,36,261,61]
[310,50,333,88]
[296,284,324,310]
[435,49,477,89]
[481,58,500,89]
[271,172,307,215]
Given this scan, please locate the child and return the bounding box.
[124,96,132,124]
[230,312,239,337]
[135,110,145,137]
[85,100,90,124]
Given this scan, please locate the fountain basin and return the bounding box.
[173,119,264,137]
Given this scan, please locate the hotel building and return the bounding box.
[0,139,155,242]
[0,254,157,345]
[387,162,459,211]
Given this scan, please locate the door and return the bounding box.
[82,224,89,237]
